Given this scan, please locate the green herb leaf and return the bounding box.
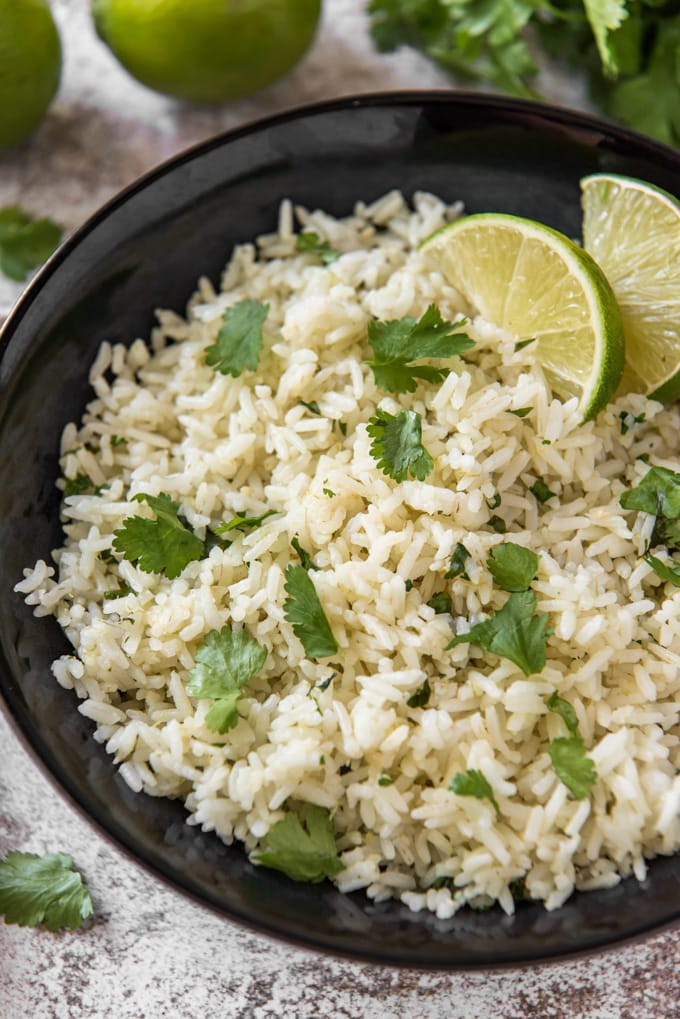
[449,769,500,817]
[215,510,276,534]
[113,492,205,579]
[367,408,434,482]
[318,671,336,691]
[366,303,473,394]
[103,585,132,600]
[251,805,345,882]
[530,479,557,503]
[489,514,507,534]
[486,493,501,510]
[322,487,335,498]
[407,677,431,708]
[378,774,393,787]
[426,591,452,614]
[291,536,317,571]
[643,552,680,588]
[619,410,646,435]
[295,231,340,265]
[62,474,92,499]
[110,434,127,447]
[0,851,93,930]
[582,0,628,75]
[204,299,269,377]
[283,564,338,660]
[620,466,680,518]
[187,625,267,733]
[510,407,532,418]
[0,207,62,282]
[445,542,470,580]
[548,737,597,800]
[487,543,538,592]
[297,399,322,414]
[546,691,580,738]
[447,591,551,676]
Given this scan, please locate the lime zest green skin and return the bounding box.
[0,0,61,151]
[91,0,321,104]
[579,173,680,403]
[420,213,625,421]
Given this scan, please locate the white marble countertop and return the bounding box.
[2,2,680,1015]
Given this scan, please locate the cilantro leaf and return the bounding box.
[378,774,393,787]
[426,591,452,614]
[367,408,434,482]
[187,626,267,733]
[620,466,680,518]
[283,564,338,659]
[0,207,62,282]
[291,536,317,570]
[113,492,205,579]
[103,585,132,600]
[643,552,680,589]
[445,542,470,580]
[510,406,532,418]
[530,479,556,503]
[549,737,597,800]
[366,304,473,394]
[295,231,340,265]
[449,769,500,817]
[546,691,580,738]
[487,543,538,592]
[204,299,269,377]
[0,852,93,931]
[251,804,345,883]
[215,510,276,534]
[446,591,551,676]
[489,514,507,534]
[582,0,628,75]
[407,677,432,708]
[62,473,92,499]
[298,399,321,414]
[619,410,645,435]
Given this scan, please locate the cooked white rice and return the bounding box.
[17,190,680,917]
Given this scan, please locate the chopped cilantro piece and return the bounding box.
[638,453,650,464]
[549,738,597,800]
[366,303,473,394]
[0,207,62,282]
[283,564,338,659]
[486,493,501,510]
[546,691,580,737]
[447,591,551,677]
[204,299,269,377]
[291,536,317,570]
[530,479,556,503]
[487,543,538,592]
[215,510,276,534]
[62,474,91,499]
[643,552,680,588]
[378,774,393,787]
[0,851,93,930]
[488,514,507,534]
[367,408,434,482]
[251,804,345,883]
[407,677,431,708]
[295,231,340,265]
[404,578,414,592]
[426,591,452,614]
[322,487,335,498]
[619,410,646,435]
[187,625,267,733]
[515,338,536,351]
[510,407,532,418]
[338,421,348,437]
[103,586,132,600]
[110,434,127,447]
[445,543,470,580]
[449,769,500,817]
[112,492,205,579]
[298,399,321,415]
[318,671,336,691]
[620,466,680,518]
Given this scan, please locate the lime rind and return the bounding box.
[420,213,625,421]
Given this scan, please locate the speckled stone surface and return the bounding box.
[2,2,680,1016]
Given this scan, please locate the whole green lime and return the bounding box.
[0,0,61,151]
[91,0,322,104]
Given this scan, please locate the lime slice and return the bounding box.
[420,214,624,420]
[581,174,680,401]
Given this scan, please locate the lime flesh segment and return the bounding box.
[420,214,625,420]
[581,174,680,401]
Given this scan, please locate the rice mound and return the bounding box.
[17,190,680,918]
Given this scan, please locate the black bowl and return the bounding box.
[2,92,680,969]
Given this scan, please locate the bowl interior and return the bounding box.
[2,94,680,968]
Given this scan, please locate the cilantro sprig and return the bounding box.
[113,492,205,579]
[546,692,597,800]
[204,299,269,377]
[283,565,338,659]
[0,852,93,931]
[187,626,267,733]
[367,408,434,482]
[447,591,551,677]
[251,804,345,883]
[0,206,62,281]
[449,769,500,818]
[215,510,276,534]
[366,304,473,394]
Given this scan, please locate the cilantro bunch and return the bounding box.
[368,0,680,147]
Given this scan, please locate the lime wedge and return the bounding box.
[420,213,624,420]
[581,173,680,401]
